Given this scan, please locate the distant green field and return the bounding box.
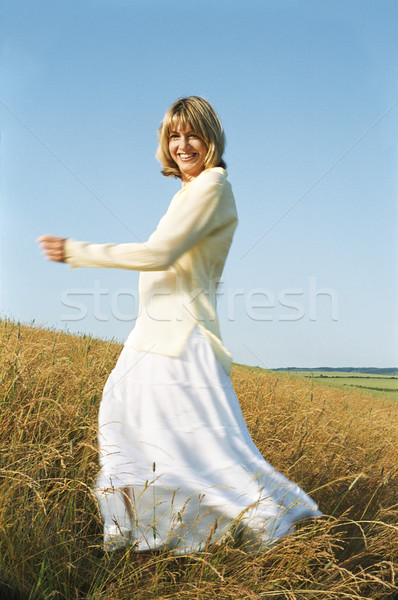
[286,371,398,401]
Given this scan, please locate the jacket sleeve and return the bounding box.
[64,170,237,272]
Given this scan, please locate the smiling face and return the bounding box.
[168,122,208,185]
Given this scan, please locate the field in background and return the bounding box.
[0,319,397,600]
[281,371,398,402]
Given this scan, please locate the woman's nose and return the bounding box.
[179,135,190,150]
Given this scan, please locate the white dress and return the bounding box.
[95,327,322,553]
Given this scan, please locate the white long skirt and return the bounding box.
[95,327,321,553]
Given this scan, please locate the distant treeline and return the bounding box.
[274,367,398,376]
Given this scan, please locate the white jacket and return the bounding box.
[64,167,238,373]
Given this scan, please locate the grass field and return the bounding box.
[281,371,398,402]
[1,318,397,600]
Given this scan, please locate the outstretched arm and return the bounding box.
[61,171,236,272]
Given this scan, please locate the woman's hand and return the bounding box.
[37,235,66,263]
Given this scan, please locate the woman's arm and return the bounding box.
[56,170,237,272]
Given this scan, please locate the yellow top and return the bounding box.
[64,167,238,374]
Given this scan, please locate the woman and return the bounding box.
[38,96,321,554]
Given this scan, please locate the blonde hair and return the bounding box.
[156,96,226,178]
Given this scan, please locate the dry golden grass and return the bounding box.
[0,318,397,599]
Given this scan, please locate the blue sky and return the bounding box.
[1,0,397,368]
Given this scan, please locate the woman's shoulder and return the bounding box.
[201,167,228,181]
[192,168,235,213]
[191,167,230,192]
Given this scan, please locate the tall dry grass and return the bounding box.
[0,318,397,599]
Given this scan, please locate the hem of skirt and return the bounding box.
[101,509,324,555]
